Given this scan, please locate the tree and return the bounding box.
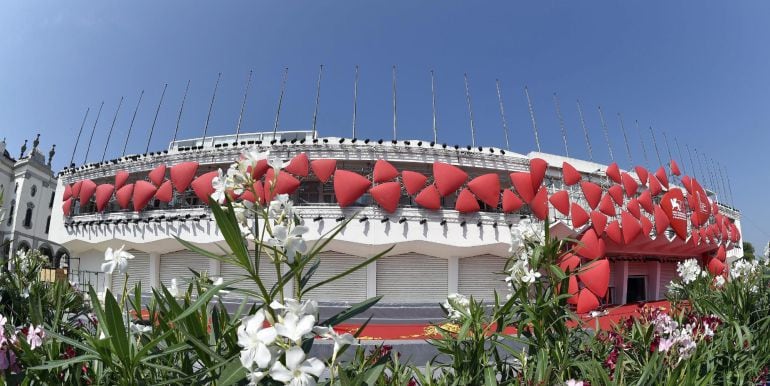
[743,242,756,260]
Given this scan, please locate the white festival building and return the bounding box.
[48,131,742,313]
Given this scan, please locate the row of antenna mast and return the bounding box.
[65,66,735,208]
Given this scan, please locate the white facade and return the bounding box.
[0,138,64,264]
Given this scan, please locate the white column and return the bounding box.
[149,252,160,289]
[106,273,113,292]
[616,260,629,304]
[649,261,661,300]
[448,256,459,294]
[366,260,377,298]
[210,258,221,277]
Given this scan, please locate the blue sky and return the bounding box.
[1,1,768,247]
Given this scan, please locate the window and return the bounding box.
[23,207,33,228]
[45,216,51,234]
[49,192,55,208]
[626,276,647,303]
[30,185,37,197]
[6,200,14,226]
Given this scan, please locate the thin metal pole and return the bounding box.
[722,163,735,207]
[392,65,397,141]
[711,157,727,203]
[352,65,359,138]
[674,137,686,175]
[701,152,718,196]
[552,93,568,157]
[273,68,288,139]
[122,90,144,156]
[69,107,90,166]
[311,65,323,139]
[145,83,168,154]
[617,113,633,166]
[464,73,477,147]
[692,147,706,184]
[661,131,675,177]
[235,72,253,144]
[83,101,104,164]
[576,99,593,161]
[203,73,222,144]
[496,80,511,151]
[430,70,438,143]
[173,80,191,144]
[635,120,648,166]
[661,131,673,162]
[597,106,614,161]
[524,86,541,152]
[649,126,663,167]
[686,143,698,180]
[101,96,124,162]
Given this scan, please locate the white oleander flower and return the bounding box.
[714,275,726,288]
[565,380,584,386]
[267,224,309,263]
[226,163,248,193]
[129,322,152,335]
[269,347,325,386]
[268,156,288,174]
[26,325,44,349]
[237,310,278,369]
[211,169,227,204]
[313,326,357,359]
[442,293,471,321]
[269,194,295,221]
[241,148,270,166]
[506,259,531,290]
[210,277,231,295]
[676,259,701,284]
[522,269,541,284]
[731,259,759,280]
[247,369,269,386]
[275,312,316,344]
[271,298,319,321]
[101,245,134,275]
[232,201,254,226]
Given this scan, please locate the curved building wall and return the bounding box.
[49,134,743,307]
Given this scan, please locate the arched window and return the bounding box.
[6,200,14,226]
[45,216,51,234]
[23,207,32,228]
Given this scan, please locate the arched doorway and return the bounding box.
[15,240,31,256]
[38,244,54,267]
[54,248,70,269]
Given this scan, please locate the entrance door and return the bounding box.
[626,276,646,303]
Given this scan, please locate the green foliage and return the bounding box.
[743,242,756,260]
[6,174,770,385]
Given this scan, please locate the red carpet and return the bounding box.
[134,300,671,340]
[334,300,671,340]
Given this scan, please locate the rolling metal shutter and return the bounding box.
[302,251,367,303]
[628,261,648,276]
[159,250,211,289]
[458,255,509,302]
[376,253,448,303]
[659,262,679,297]
[220,254,278,299]
[110,250,150,294]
